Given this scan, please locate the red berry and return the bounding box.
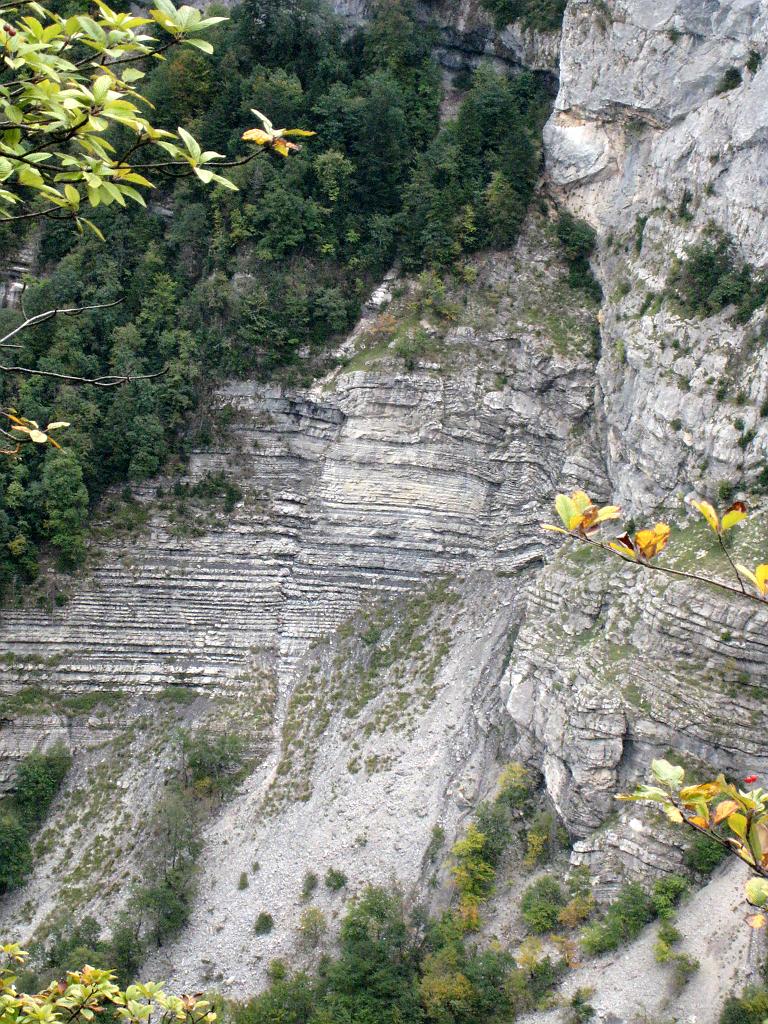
[744,774,758,784]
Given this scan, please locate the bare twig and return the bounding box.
[0,365,166,386]
[0,298,122,347]
[718,532,747,595]
[0,206,70,223]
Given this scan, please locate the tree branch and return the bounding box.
[0,299,123,347]
[0,365,166,387]
[559,531,768,604]
[0,298,166,387]
[0,205,70,223]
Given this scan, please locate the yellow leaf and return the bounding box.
[737,563,761,592]
[570,491,593,513]
[721,500,748,532]
[241,128,272,145]
[29,430,48,444]
[728,812,749,841]
[663,805,684,823]
[594,504,622,524]
[757,565,768,595]
[680,782,723,801]
[746,913,766,929]
[711,799,741,825]
[689,815,709,829]
[692,499,719,533]
[541,524,569,534]
[609,535,637,559]
[272,138,295,156]
[634,522,671,561]
[280,129,316,138]
[569,504,597,531]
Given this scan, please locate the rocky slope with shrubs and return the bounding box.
[2,0,768,1020]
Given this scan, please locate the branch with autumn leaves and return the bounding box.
[619,760,768,929]
[541,489,768,925]
[542,489,768,602]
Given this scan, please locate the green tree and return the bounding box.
[0,817,32,894]
[13,744,72,827]
[41,450,89,568]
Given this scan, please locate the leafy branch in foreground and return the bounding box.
[0,0,315,231]
[541,489,768,924]
[0,0,315,447]
[620,760,768,928]
[0,942,216,1024]
[541,489,766,602]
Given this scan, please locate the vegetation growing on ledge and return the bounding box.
[400,66,550,269]
[0,745,71,896]
[480,0,567,32]
[555,212,602,303]
[667,227,768,322]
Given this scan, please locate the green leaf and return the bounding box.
[728,812,749,842]
[745,878,768,908]
[193,166,213,183]
[554,493,574,530]
[651,759,685,791]
[193,14,227,28]
[177,125,201,162]
[616,785,672,804]
[208,172,238,191]
[79,217,105,241]
[183,37,213,52]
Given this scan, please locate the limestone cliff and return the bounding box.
[3,1,768,1020]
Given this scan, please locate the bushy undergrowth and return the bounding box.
[0,745,71,895]
[668,228,768,321]
[684,832,728,874]
[555,211,602,302]
[227,886,565,1024]
[581,875,687,956]
[480,0,567,31]
[720,987,768,1024]
[520,876,565,933]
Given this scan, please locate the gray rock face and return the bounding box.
[0,233,605,971]
[0,236,596,704]
[505,533,768,844]
[548,0,768,512]
[331,0,561,72]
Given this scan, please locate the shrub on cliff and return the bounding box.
[720,987,768,1024]
[684,833,728,874]
[14,744,71,828]
[520,876,566,934]
[480,0,567,31]
[400,65,545,269]
[555,211,602,301]
[668,228,768,321]
[581,883,656,955]
[0,816,32,894]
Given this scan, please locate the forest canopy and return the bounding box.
[0,0,551,592]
